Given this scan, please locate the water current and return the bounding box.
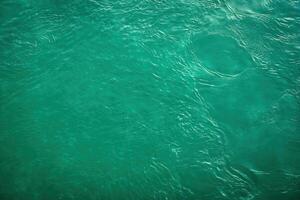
[1,0,300,199]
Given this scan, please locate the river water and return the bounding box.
[1,0,300,199]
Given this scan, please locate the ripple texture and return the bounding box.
[1,0,300,200]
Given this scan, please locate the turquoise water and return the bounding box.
[1,0,300,199]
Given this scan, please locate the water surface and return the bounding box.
[1,0,300,199]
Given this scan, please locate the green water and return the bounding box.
[1,0,300,199]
